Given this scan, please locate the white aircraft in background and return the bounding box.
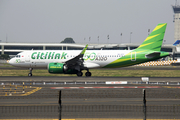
[9,23,169,77]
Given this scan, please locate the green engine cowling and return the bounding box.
[48,63,78,74]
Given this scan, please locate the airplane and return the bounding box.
[9,23,170,77]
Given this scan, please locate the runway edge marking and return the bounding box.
[0,118,180,120]
[50,86,161,89]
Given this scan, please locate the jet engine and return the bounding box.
[48,63,78,74]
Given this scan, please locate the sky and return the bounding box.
[0,0,177,44]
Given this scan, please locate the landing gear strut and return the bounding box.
[28,68,33,77]
[85,69,91,77]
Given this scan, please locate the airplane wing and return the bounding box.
[64,44,88,71]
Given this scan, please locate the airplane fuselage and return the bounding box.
[9,50,132,69]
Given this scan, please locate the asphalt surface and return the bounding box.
[1,87,180,119]
[1,76,180,82]
[1,65,180,70]
[1,76,180,119]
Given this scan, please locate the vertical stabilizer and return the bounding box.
[136,23,167,51]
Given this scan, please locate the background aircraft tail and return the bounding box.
[136,23,167,51]
[173,40,180,46]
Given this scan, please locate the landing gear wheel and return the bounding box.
[28,73,32,77]
[85,72,91,77]
[77,71,83,77]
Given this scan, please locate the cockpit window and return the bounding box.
[15,55,21,58]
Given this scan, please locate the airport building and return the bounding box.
[172,3,180,42]
[0,42,179,60]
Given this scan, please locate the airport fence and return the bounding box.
[1,87,180,119]
[1,105,180,119]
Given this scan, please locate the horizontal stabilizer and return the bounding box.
[145,52,160,59]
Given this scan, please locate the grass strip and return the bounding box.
[0,69,180,77]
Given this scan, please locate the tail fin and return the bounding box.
[136,23,167,51]
[173,40,180,46]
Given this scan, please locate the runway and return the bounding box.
[1,85,180,119]
[1,66,180,70]
[1,76,180,82]
[1,76,180,119]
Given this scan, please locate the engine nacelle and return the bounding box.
[48,63,78,74]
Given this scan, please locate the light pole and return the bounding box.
[130,32,132,43]
[98,36,99,44]
[107,35,109,44]
[148,29,150,36]
[120,33,122,43]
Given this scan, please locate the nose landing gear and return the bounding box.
[28,68,33,77]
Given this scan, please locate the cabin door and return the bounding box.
[131,52,136,61]
[25,52,30,62]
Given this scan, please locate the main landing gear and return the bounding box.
[76,71,83,77]
[76,70,92,77]
[28,68,33,77]
[85,71,91,77]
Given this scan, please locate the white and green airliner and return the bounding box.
[9,23,170,77]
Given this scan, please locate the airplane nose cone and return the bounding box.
[6,60,9,63]
[8,59,13,65]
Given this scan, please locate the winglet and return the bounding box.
[81,44,88,55]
